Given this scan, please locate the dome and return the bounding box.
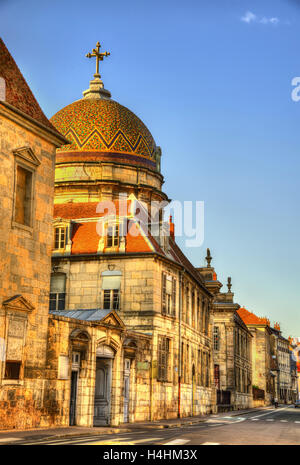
[50,98,158,171]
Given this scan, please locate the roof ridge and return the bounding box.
[0,38,60,134]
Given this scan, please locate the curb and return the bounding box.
[2,428,132,443]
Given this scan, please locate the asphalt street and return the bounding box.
[1,405,300,445]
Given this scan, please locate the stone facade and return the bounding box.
[197,255,252,411]
[237,308,275,407]
[0,39,67,429]
[51,247,216,424]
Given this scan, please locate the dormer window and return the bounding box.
[54,226,68,250]
[106,223,119,248]
[53,221,72,254]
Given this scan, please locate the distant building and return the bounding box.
[289,337,300,402]
[270,325,293,404]
[197,252,252,412]
[237,308,275,406]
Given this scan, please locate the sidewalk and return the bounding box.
[0,407,268,443]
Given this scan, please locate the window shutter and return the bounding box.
[50,274,66,293]
[162,273,166,315]
[102,275,121,290]
[172,278,176,316]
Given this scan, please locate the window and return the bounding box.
[103,289,120,310]
[14,165,33,226]
[101,272,121,310]
[106,223,119,248]
[206,353,210,387]
[214,364,220,389]
[197,297,201,331]
[197,350,201,385]
[191,291,195,328]
[202,299,206,332]
[213,326,220,351]
[162,272,176,316]
[50,273,66,311]
[54,226,68,250]
[5,361,21,380]
[186,344,189,383]
[158,336,170,382]
[186,286,190,324]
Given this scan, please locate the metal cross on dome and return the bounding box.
[86,41,110,77]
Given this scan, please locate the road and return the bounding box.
[2,405,300,445]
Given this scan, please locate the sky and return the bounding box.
[1,0,300,337]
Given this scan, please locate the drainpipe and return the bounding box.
[178,269,184,418]
[150,337,153,421]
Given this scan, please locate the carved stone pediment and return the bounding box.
[13,146,41,167]
[2,295,35,313]
[101,311,125,328]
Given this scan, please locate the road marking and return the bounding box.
[251,419,259,421]
[250,407,289,420]
[280,420,288,423]
[266,419,274,421]
[164,439,190,445]
[84,437,163,446]
[201,442,220,445]
[0,437,20,443]
[295,421,300,423]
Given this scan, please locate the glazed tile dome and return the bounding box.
[50,98,157,170]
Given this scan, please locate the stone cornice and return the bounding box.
[0,101,69,147]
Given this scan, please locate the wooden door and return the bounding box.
[94,358,112,426]
[123,359,130,423]
[69,371,78,426]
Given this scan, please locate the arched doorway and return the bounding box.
[94,344,115,426]
[69,330,90,426]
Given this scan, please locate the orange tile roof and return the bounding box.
[54,200,132,220]
[0,38,60,134]
[71,222,99,254]
[237,307,270,326]
[53,199,208,289]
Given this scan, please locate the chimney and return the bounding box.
[169,215,175,241]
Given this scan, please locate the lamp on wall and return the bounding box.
[108,264,115,271]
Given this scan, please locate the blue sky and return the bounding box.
[1,0,300,337]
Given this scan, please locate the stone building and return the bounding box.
[289,337,299,402]
[237,307,275,406]
[0,39,67,428]
[197,251,252,411]
[269,325,293,404]
[46,43,216,426]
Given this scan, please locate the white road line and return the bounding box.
[0,437,20,443]
[164,439,190,445]
[280,420,288,423]
[250,407,289,420]
[201,442,220,445]
[295,421,300,423]
[266,419,274,421]
[251,419,259,421]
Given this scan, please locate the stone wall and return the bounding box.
[0,112,59,429]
